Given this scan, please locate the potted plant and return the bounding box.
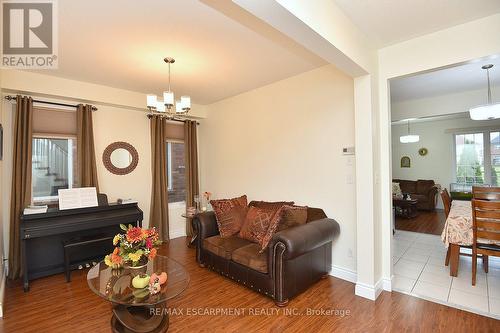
[104,224,162,273]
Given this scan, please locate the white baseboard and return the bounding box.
[329,265,357,283]
[355,278,385,301]
[382,275,393,292]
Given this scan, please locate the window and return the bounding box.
[454,130,500,186]
[32,136,77,203]
[166,141,186,203]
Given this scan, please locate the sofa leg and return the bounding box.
[275,299,289,307]
[321,274,328,279]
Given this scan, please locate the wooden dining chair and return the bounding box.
[471,199,500,285]
[441,189,454,265]
[472,186,500,201]
[441,188,452,218]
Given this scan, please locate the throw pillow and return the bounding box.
[239,206,275,245]
[259,206,288,253]
[277,205,308,231]
[210,195,248,237]
[249,200,295,211]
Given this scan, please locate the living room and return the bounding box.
[0,1,500,332]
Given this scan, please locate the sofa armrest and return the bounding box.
[193,211,220,240]
[269,218,340,260]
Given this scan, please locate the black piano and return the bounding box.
[20,198,143,291]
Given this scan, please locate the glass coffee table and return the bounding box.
[87,255,189,333]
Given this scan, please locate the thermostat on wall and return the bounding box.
[342,146,355,155]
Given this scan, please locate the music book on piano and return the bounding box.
[58,187,99,210]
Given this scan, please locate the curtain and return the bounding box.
[8,96,33,279]
[184,120,199,236]
[150,116,169,241]
[76,104,99,190]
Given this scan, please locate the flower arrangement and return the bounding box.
[104,224,162,269]
[203,191,212,201]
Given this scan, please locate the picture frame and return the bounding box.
[401,156,410,168]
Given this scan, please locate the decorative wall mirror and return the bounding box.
[102,142,139,175]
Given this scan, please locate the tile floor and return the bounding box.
[392,230,500,319]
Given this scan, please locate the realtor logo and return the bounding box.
[2,0,58,68]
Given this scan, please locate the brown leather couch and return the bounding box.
[393,179,439,210]
[193,206,340,306]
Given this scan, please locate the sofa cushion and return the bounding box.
[397,180,417,194]
[259,206,288,252]
[412,194,428,203]
[306,207,327,222]
[249,200,294,211]
[278,205,308,231]
[210,195,248,237]
[203,235,252,259]
[231,243,268,274]
[416,180,435,194]
[239,206,275,244]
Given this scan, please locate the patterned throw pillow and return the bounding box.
[277,205,308,231]
[259,206,288,253]
[239,206,276,245]
[210,195,248,237]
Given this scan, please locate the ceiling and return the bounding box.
[33,0,326,105]
[334,0,500,47]
[390,55,500,102]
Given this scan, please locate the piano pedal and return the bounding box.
[92,261,97,266]
[78,265,83,270]
[85,263,90,268]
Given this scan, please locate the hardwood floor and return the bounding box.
[1,237,498,332]
[396,209,446,235]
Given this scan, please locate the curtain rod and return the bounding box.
[147,113,200,125]
[4,95,98,111]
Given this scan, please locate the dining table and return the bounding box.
[441,199,500,276]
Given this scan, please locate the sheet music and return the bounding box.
[58,187,98,210]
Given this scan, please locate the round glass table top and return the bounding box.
[87,255,189,306]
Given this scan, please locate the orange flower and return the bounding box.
[111,248,123,264]
[126,227,144,243]
[148,248,157,260]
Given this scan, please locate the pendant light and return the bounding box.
[400,120,419,143]
[469,64,500,120]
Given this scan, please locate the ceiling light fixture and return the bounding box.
[469,64,500,120]
[400,120,419,143]
[146,57,191,118]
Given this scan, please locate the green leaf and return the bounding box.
[120,224,127,231]
[128,224,133,229]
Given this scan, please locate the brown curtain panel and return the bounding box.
[8,96,33,279]
[184,120,199,236]
[76,104,99,190]
[150,116,169,241]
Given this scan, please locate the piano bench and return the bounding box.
[63,235,113,282]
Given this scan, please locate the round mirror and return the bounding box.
[110,148,132,168]
[103,142,139,175]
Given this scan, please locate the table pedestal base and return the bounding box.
[111,303,169,333]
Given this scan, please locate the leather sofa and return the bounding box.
[393,179,439,210]
[193,206,340,306]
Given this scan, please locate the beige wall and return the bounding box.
[200,65,357,271]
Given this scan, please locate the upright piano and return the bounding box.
[20,200,143,291]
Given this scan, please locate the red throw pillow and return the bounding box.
[210,195,248,237]
[239,206,276,245]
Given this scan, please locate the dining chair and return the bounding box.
[471,199,500,285]
[472,186,500,201]
[441,189,454,266]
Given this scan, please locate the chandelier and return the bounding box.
[146,57,191,118]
